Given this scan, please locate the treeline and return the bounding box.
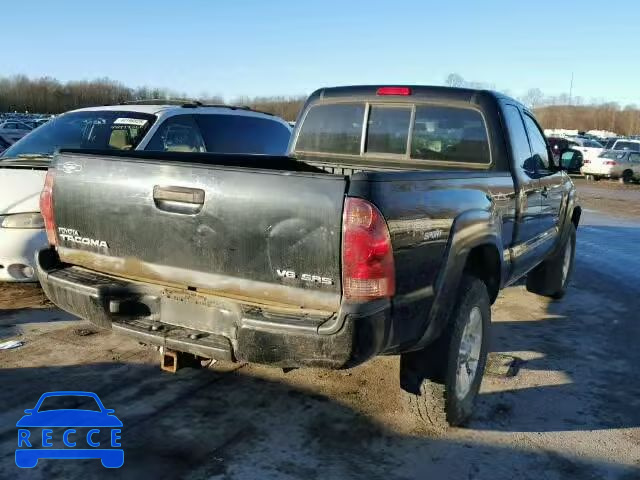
[0,75,304,121]
[237,96,306,122]
[447,73,640,135]
[2,74,639,130]
[534,105,640,136]
[0,75,186,113]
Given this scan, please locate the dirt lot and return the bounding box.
[1,178,639,479]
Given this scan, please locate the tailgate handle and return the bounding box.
[154,186,205,204]
[153,186,205,214]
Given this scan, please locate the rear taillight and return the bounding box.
[603,161,617,166]
[40,170,57,246]
[342,197,395,300]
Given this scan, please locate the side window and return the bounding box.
[522,113,552,173]
[410,106,490,164]
[365,106,411,155]
[295,103,365,155]
[194,114,291,155]
[503,105,534,176]
[145,115,206,153]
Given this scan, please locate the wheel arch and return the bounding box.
[414,209,503,349]
[464,243,501,304]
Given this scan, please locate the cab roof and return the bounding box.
[307,85,523,108]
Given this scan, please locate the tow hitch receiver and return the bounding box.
[160,349,203,373]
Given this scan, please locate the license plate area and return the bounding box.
[160,289,241,334]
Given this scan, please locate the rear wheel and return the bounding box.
[620,170,633,184]
[401,275,490,429]
[526,223,576,299]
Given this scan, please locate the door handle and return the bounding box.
[153,186,205,214]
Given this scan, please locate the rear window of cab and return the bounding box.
[294,102,490,165]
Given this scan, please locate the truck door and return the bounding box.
[502,105,549,279]
[521,113,564,245]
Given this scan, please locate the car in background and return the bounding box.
[0,120,33,143]
[547,136,579,164]
[0,136,11,154]
[582,150,640,183]
[601,137,619,149]
[609,139,640,152]
[31,118,51,128]
[0,101,292,282]
[569,137,604,163]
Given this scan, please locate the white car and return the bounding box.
[0,120,33,143]
[0,102,291,282]
[582,150,640,183]
[568,137,604,163]
[609,139,640,152]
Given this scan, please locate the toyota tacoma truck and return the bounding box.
[36,86,580,427]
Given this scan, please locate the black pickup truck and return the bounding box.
[36,86,580,427]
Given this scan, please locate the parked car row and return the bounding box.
[581,138,640,182]
[547,133,640,182]
[0,114,53,145]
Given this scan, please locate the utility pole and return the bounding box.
[569,72,574,105]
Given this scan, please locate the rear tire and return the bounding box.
[401,275,490,429]
[526,223,576,299]
[620,170,633,184]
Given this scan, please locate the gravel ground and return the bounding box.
[572,176,640,218]
[0,177,639,479]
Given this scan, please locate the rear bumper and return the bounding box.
[581,166,617,177]
[35,249,392,369]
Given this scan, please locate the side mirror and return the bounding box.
[105,409,115,414]
[23,409,34,415]
[559,150,581,171]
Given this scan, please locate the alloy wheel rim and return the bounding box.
[455,306,483,401]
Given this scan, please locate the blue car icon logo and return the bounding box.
[16,391,123,468]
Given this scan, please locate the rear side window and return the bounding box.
[613,141,640,152]
[194,114,291,155]
[410,106,490,164]
[296,104,365,154]
[366,106,411,154]
[145,115,206,153]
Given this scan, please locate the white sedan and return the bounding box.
[0,159,48,281]
[582,150,640,183]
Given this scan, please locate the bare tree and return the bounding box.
[522,88,544,108]
[445,73,465,88]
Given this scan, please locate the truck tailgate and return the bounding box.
[51,152,347,311]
